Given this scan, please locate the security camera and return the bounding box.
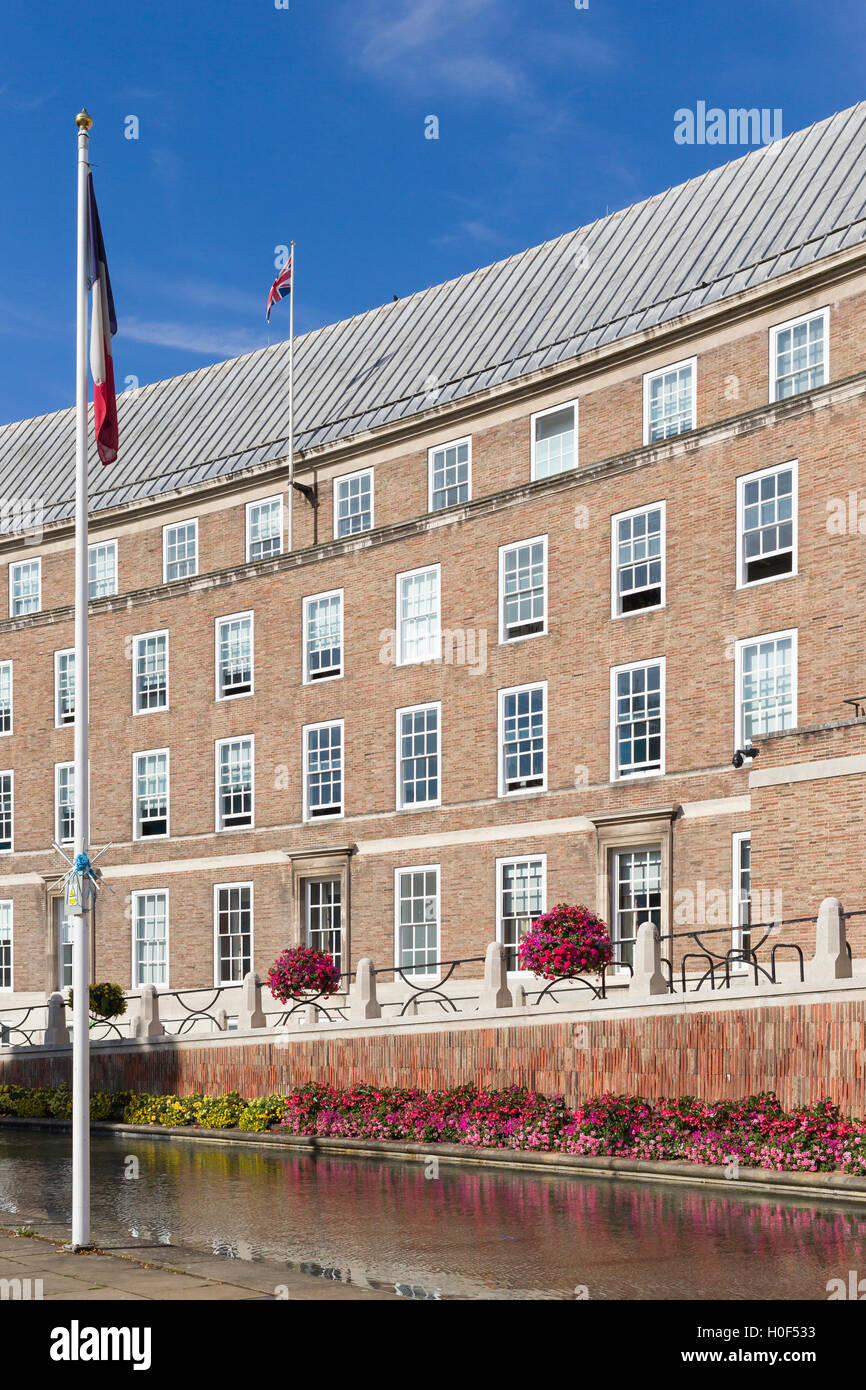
[732,748,760,769]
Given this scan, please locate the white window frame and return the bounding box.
[54,761,75,845]
[734,629,798,749]
[215,735,255,832]
[736,460,798,590]
[132,748,170,841]
[496,854,547,975]
[498,535,548,644]
[769,306,829,403]
[132,629,169,714]
[302,588,344,684]
[396,701,442,811]
[131,888,170,990]
[0,770,13,853]
[731,831,752,969]
[333,467,374,539]
[611,502,666,619]
[610,658,666,782]
[162,517,199,584]
[88,538,118,600]
[0,660,12,737]
[610,845,662,973]
[498,681,548,797]
[396,563,442,667]
[530,398,579,481]
[394,864,441,983]
[54,648,76,727]
[9,557,41,618]
[427,436,472,512]
[214,611,254,701]
[245,496,283,563]
[642,356,697,446]
[0,900,12,992]
[302,719,345,822]
[304,878,344,976]
[213,881,253,987]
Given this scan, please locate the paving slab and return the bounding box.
[0,1224,397,1301]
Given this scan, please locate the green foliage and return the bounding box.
[238,1094,286,1131]
[195,1091,246,1129]
[48,1085,73,1119]
[0,1084,25,1116]
[67,982,127,1020]
[13,1088,54,1118]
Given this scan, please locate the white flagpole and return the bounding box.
[287,240,295,552]
[71,107,93,1250]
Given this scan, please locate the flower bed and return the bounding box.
[3,1082,866,1174]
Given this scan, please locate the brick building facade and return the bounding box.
[1,105,866,1003]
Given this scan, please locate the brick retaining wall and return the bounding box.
[3,994,866,1113]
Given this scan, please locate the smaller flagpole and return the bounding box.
[287,240,295,553]
[71,107,93,1250]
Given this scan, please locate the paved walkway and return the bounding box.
[0,1226,396,1301]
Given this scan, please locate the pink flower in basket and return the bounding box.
[266,945,341,1004]
[517,904,613,980]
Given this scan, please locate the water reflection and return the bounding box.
[0,1131,864,1299]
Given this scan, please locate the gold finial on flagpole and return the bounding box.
[75,108,93,131]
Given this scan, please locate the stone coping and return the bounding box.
[3,1116,866,1206]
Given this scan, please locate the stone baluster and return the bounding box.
[132,984,164,1040]
[238,971,267,1030]
[348,959,381,1021]
[478,941,514,1011]
[629,921,669,997]
[808,897,852,985]
[43,991,71,1047]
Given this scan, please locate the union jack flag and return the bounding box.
[266,253,293,323]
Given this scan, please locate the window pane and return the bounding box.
[305,593,342,679]
[430,440,470,511]
[217,616,252,697]
[615,663,663,776]
[248,499,282,561]
[647,362,694,442]
[135,752,168,837]
[502,541,546,637]
[740,637,794,741]
[0,773,12,850]
[499,859,544,970]
[613,848,661,969]
[10,560,40,617]
[306,879,342,975]
[534,406,575,479]
[88,541,117,599]
[305,724,343,817]
[399,706,439,806]
[134,892,168,987]
[0,663,10,734]
[218,739,253,827]
[216,884,252,983]
[774,314,826,400]
[0,902,12,990]
[397,869,439,976]
[335,472,372,537]
[164,522,197,581]
[502,686,545,791]
[399,568,440,664]
[135,634,168,711]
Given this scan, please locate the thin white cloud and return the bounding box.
[119,317,273,358]
[339,0,616,102]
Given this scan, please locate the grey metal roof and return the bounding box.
[4,101,866,529]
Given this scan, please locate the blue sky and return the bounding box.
[1,0,863,425]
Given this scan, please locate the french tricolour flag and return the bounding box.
[87,173,118,465]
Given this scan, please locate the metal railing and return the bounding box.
[658,914,816,993]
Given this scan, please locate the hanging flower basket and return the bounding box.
[266,946,341,1004]
[66,982,128,1021]
[517,905,613,980]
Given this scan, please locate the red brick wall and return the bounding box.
[4,995,866,1113]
